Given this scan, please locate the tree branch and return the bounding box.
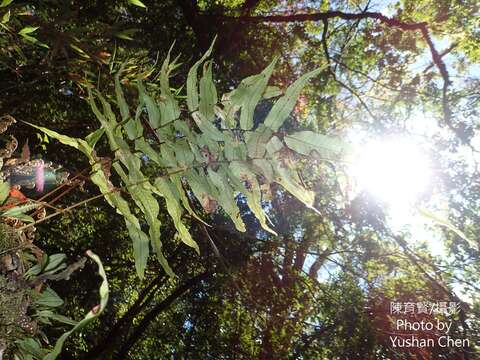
[114,271,211,359]
[84,271,168,359]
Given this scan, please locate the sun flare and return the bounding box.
[351,139,432,207]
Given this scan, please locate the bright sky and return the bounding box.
[344,108,480,302]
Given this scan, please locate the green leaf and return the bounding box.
[43,253,67,273]
[114,28,140,41]
[173,141,194,167]
[251,159,274,182]
[25,122,93,158]
[263,86,282,99]
[134,188,166,272]
[229,57,277,130]
[265,136,284,156]
[185,168,216,211]
[224,140,247,161]
[271,158,319,214]
[26,253,67,279]
[25,254,49,278]
[284,130,351,158]
[27,120,170,279]
[264,67,323,131]
[43,250,109,360]
[35,311,78,326]
[2,203,40,217]
[126,220,151,279]
[19,34,38,44]
[70,43,89,58]
[2,9,10,23]
[85,128,105,148]
[207,167,246,232]
[128,0,147,8]
[246,124,272,159]
[25,264,42,278]
[126,101,145,140]
[38,41,50,49]
[0,0,13,7]
[154,178,200,253]
[137,81,160,128]
[0,181,9,204]
[35,287,64,308]
[199,61,217,121]
[170,174,207,226]
[16,338,45,359]
[135,138,166,166]
[9,213,34,223]
[157,43,181,126]
[18,26,38,35]
[191,111,224,141]
[115,63,131,124]
[187,38,216,112]
[228,161,276,235]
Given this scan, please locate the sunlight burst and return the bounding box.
[351,139,432,207]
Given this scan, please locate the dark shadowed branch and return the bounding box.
[114,271,211,360]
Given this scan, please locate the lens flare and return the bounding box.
[35,162,45,193]
[351,139,431,206]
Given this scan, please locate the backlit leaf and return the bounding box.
[284,130,351,159]
[0,0,13,7]
[264,67,323,131]
[229,57,277,130]
[18,26,39,35]
[187,37,216,112]
[128,0,147,8]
